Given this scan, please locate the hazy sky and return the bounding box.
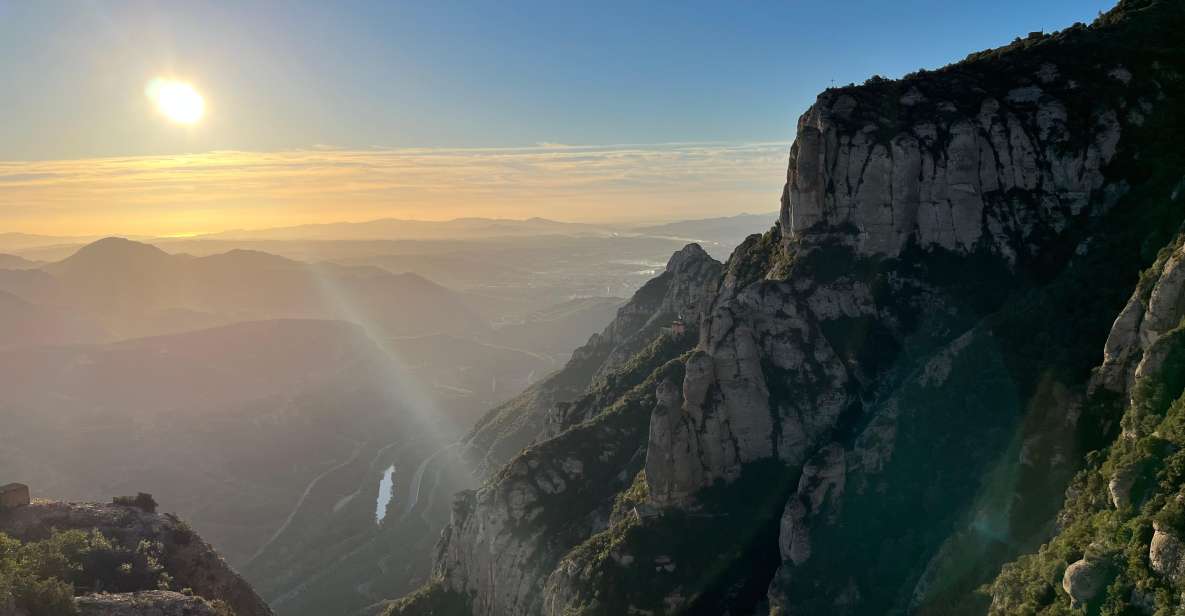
[1,0,1114,236]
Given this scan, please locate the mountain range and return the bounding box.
[0,237,487,344]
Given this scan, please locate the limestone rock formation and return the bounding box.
[463,243,721,477]
[1150,521,1185,584]
[1094,238,1185,400]
[391,1,1185,614]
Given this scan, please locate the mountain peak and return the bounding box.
[66,237,169,262]
[664,242,710,272]
[44,237,174,281]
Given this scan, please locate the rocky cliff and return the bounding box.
[986,228,1185,614]
[0,499,273,616]
[390,1,1185,614]
[462,243,722,477]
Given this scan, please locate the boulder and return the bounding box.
[1062,559,1109,609]
[1150,522,1185,584]
[1108,464,1139,509]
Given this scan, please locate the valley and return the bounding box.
[0,214,769,616]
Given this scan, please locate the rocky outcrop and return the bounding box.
[394,1,1185,614]
[424,355,686,616]
[783,80,1123,263]
[649,24,1146,513]
[1094,236,1185,402]
[645,274,856,508]
[986,228,1185,614]
[76,591,227,616]
[776,443,846,569]
[1062,558,1110,609]
[1150,521,1185,584]
[463,244,721,477]
[0,500,273,616]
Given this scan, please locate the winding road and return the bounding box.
[400,443,457,519]
[244,441,364,567]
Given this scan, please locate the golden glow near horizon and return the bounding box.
[146,79,205,125]
[0,143,787,237]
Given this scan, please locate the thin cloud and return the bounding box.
[0,142,790,235]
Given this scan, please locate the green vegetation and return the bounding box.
[722,223,786,286]
[112,492,159,513]
[986,302,1185,614]
[552,460,797,615]
[383,580,472,616]
[503,349,690,537]
[0,529,177,616]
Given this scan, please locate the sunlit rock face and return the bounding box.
[392,2,1185,615]
[649,41,1137,511]
[782,88,1122,261]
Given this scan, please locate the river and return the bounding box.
[375,464,396,523]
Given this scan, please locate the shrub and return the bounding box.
[112,492,158,513]
[0,528,175,615]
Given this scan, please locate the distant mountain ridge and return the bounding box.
[0,236,488,343]
[196,216,615,242]
[0,254,40,270]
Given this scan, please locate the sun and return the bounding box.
[146,78,205,125]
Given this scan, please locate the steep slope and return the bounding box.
[460,244,722,478]
[390,1,1185,614]
[0,497,273,616]
[987,229,1185,614]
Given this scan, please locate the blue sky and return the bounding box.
[1,0,1115,160]
[0,1,1117,234]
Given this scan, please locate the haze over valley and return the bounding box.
[6,1,1183,616]
[0,212,771,614]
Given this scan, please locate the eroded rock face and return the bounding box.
[463,244,721,478]
[778,443,846,568]
[430,359,680,616]
[1150,520,1185,585]
[651,83,1132,510]
[646,274,855,507]
[593,243,723,381]
[783,86,1122,262]
[644,24,1165,613]
[0,500,272,616]
[1094,238,1185,407]
[395,3,1185,615]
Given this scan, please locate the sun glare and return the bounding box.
[146,78,205,125]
